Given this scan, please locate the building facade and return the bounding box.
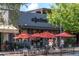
[0,8,63,50]
[16,8,62,48]
[0,5,18,51]
[17,8,61,34]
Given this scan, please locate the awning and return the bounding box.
[0,25,19,33]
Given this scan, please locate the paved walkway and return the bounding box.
[0,47,79,56]
[62,47,79,51]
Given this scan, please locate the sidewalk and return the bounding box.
[0,47,79,56]
[62,47,79,51]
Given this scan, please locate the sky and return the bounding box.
[20,3,52,11]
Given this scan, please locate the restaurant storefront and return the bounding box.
[16,8,61,49]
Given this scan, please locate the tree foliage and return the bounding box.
[48,4,79,33]
[65,38,76,44]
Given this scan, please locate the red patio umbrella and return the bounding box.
[14,35,19,39]
[30,33,41,38]
[55,32,75,38]
[14,32,30,39]
[40,32,55,39]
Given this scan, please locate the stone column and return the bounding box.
[55,38,58,48]
[2,10,9,43]
[1,33,9,51]
[3,33,8,43]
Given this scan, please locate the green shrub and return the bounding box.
[65,38,76,44]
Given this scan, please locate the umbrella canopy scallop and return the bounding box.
[14,32,30,39]
[40,32,55,39]
[55,32,75,38]
[30,33,41,38]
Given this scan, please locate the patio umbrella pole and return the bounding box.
[59,20,63,56]
[55,38,58,49]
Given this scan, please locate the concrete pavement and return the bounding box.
[0,47,79,56]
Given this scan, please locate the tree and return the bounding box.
[48,4,79,33]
